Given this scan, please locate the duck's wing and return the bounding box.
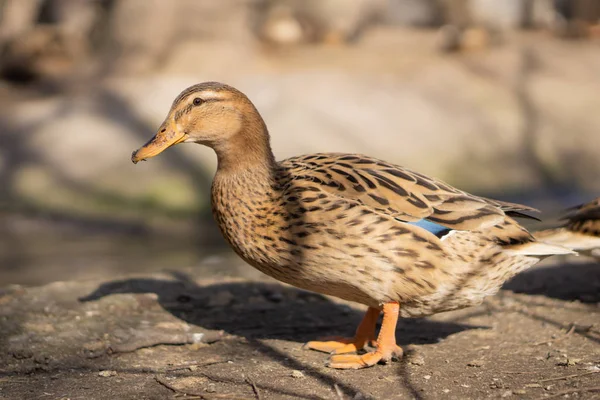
[476,196,540,221]
[280,153,536,232]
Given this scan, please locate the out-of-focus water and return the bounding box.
[0,215,263,287]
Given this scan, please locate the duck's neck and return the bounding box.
[210,114,279,262]
[213,111,276,180]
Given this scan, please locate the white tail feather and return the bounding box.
[504,241,577,257]
[537,231,600,251]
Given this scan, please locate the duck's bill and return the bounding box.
[131,129,187,164]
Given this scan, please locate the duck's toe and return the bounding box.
[330,342,369,355]
[326,345,403,369]
[303,337,361,354]
[326,352,382,369]
[304,307,380,355]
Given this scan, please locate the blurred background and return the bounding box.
[0,0,599,287]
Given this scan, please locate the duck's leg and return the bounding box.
[327,302,403,369]
[303,307,380,354]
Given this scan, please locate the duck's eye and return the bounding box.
[193,97,204,106]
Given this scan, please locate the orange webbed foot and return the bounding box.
[303,307,379,355]
[303,337,361,354]
[325,302,402,369]
[303,336,378,355]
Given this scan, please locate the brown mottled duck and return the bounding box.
[536,197,600,260]
[131,82,573,369]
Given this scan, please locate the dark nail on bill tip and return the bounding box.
[131,149,145,164]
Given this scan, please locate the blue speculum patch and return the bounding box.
[407,219,452,238]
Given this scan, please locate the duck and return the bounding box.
[535,198,600,260]
[131,82,573,369]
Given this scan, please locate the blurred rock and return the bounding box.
[106,0,254,73]
[436,0,555,52]
[470,0,530,30]
[0,0,101,83]
[38,0,99,37]
[255,3,306,46]
[436,0,600,52]
[252,0,385,45]
[385,0,442,27]
[0,0,257,78]
[0,0,40,41]
[454,0,555,30]
[0,26,77,83]
[552,0,600,38]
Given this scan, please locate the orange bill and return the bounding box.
[131,126,187,164]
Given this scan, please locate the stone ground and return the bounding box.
[1,259,599,400]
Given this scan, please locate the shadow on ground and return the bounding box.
[80,273,479,345]
[74,275,484,398]
[503,261,600,303]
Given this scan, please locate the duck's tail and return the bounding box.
[535,229,600,252]
[504,240,577,257]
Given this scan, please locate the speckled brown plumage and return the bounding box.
[132,82,573,369]
[211,152,546,316]
[536,197,600,259]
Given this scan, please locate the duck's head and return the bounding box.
[131,82,268,165]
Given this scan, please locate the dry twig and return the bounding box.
[111,331,223,354]
[538,386,600,400]
[503,371,542,375]
[533,324,576,346]
[334,384,349,400]
[245,376,261,400]
[538,370,599,383]
[165,358,229,372]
